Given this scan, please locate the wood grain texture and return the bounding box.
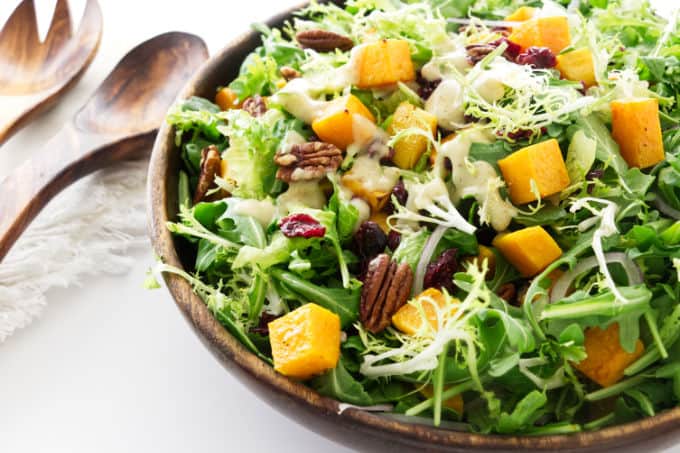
[0,0,102,145]
[148,2,680,451]
[0,31,209,261]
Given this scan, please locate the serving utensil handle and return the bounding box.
[0,124,154,262]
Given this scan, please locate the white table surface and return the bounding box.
[0,1,677,452]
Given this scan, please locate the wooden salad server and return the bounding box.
[0,0,103,146]
[0,32,209,261]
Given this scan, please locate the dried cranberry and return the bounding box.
[493,37,521,60]
[385,180,409,214]
[423,248,458,294]
[586,169,604,194]
[353,221,387,260]
[387,230,402,251]
[416,71,442,100]
[516,46,556,69]
[249,312,279,335]
[279,213,326,238]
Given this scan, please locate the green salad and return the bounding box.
[155,0,680,435]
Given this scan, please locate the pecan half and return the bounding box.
[193,145,222,204]
[242,95,267,117]
[274,141,342,182]
[360,254,414,333]
[280,66,301,81]
[296,29,354,52]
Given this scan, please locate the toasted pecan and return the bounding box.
[193,145,222,204]
[296,29,354,52]
[274,141,342,182]
[360,254,414,333]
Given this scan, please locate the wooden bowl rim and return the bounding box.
[147,2,680,449]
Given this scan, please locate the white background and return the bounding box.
[0,1,676,453]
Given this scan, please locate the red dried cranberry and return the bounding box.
[249,312,279,335]
[353,221,387,260]
[493,37,521,60]
[516,46,556,69]
[423,248,458,294]
[279,213,326,238]
[416,71,442,100]
[385,180,408,214]
[387,230,402,251]
[586,169,604,194]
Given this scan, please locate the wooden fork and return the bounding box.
[0,0,102,146]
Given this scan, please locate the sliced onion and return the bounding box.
[337,403,393,415]
[550,252,643,302]
[414,225,448,295]
[654,194,680,220]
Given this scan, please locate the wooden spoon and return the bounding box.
[0,31,209,261]
[0,0,102,146]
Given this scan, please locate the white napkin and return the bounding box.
[0,160,148,341]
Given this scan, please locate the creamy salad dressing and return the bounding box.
[425,79,467,130]
[276,181,326,214]
[233,198,277,227]
[420,49,470,81]
[343,155,400,194]
[438,129,517,231]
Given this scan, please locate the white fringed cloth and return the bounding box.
[0,160,148,341]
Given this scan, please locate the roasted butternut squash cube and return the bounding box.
[341,156,398,212]
[268,303,341,380]
[611,98,665,169]
[311,94,375,149]
[498,138,570,205]
[555,48,597,88]
[509,17,571,54]
[506,6,536,22]
[387,102,438,169]
[392,288,458,335]
[355,40,416,88]
[492,226,562,277]
[215,87,240,110]
[574,323,645,387]
[421,386,464,414]
[369,210,390,233]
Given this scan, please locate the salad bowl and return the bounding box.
[148,0,680,450]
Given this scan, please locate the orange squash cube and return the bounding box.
[498,139,570,205]
[509,17,571,54]
[369,210,390,232]
[392,288,458,335]
[355,40,416,88]
[421,386,464,414]
[492,226,562,277]
[215,87,240,110]
[555,48,597,88]
[311,94,375,149]
[611,98,665,169]
[506,6,536,22]
[387,102,438,169]
[268,303,341,380]
[574,323,645,387]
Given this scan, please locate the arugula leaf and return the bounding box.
[574,114,628,176]
[311,358,373,405]
[271,269,360,328]
[496,391,547,434]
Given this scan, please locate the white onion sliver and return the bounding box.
[549,252,642,302]
[337,403,393,414]
[654,195,680,220]
[414,225,448,295]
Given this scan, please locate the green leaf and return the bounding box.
[311,358,373,406]
[468,141,511,173]
[566,129,597,183]
[574,114,628,176]
[496,391,548,434]
[271,269,360,328]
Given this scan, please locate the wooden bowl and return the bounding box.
[147,3,680,450]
